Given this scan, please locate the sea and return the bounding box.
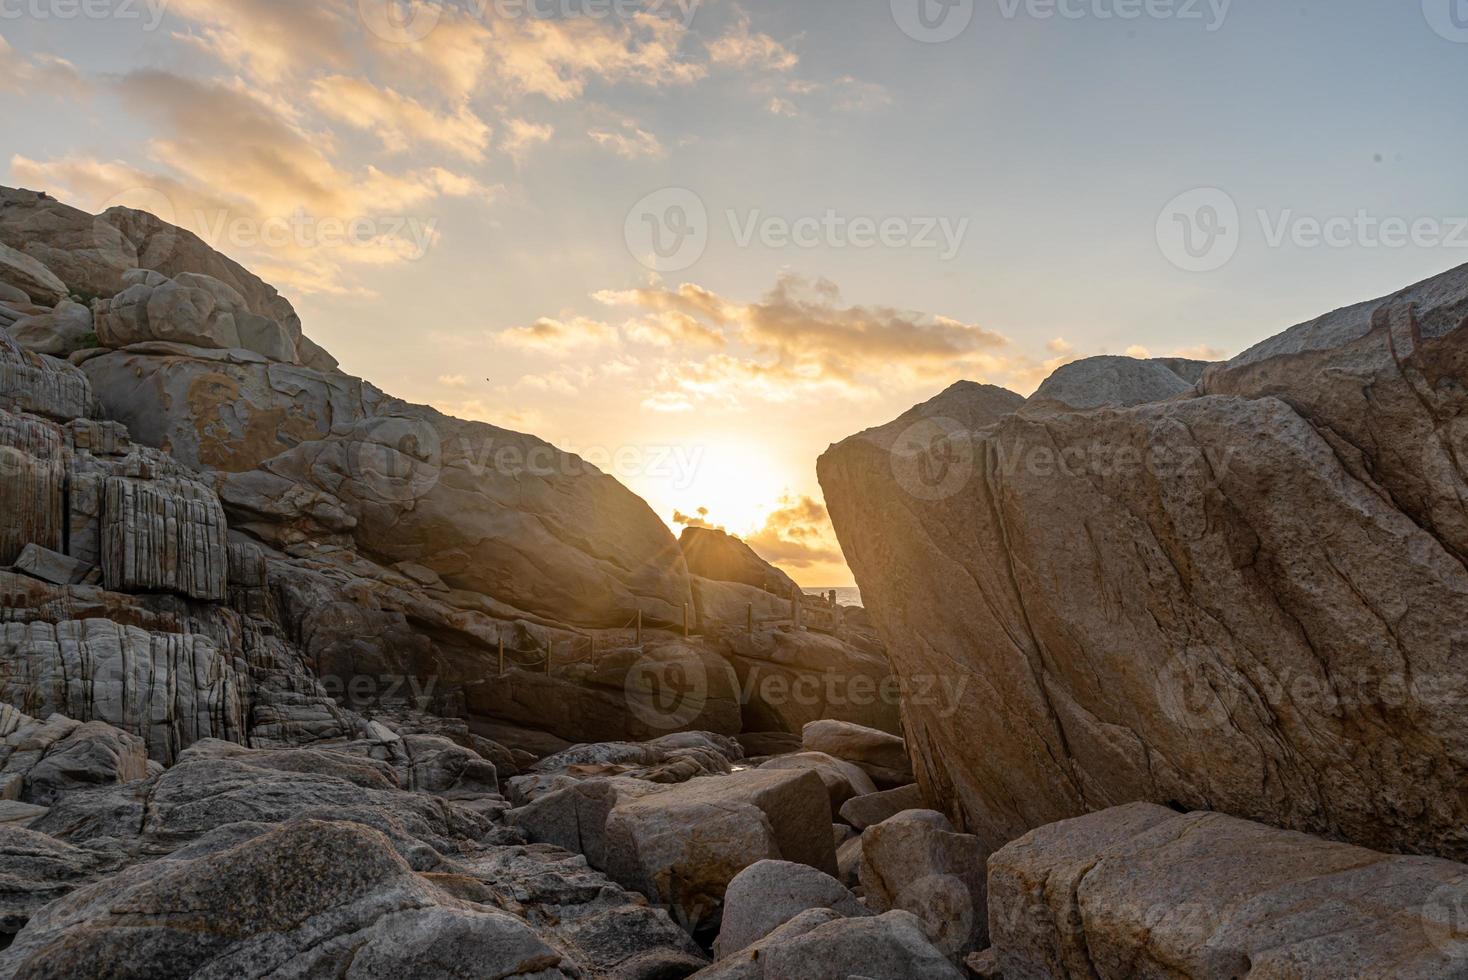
[805,587,863,607]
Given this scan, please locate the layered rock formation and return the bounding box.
[820,261,1468,865]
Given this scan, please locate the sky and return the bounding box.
[3,0,1467,585]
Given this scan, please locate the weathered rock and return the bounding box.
[737,731,802,758]
[696,908,966,980]
[101,474,229,600]
[0,410,67,564]
[0,824,120,940]
[839,783,926,830]
[759,751,878,809]
[7,300,93,357]
[0,330,91,422]
[1025,355,1195,410]
[860,809,989,956]
[819,262,1468,861]
[10,543,93,586]
[508,776,669,867]
[0,242,66,306]
[0,713,149,806]
[988,802,1468,980]
[803,719,913,787]
[714,859,869,958]
[717,628,901,736]
[681,526,801,595]
[94,275,244,350]
[0,620,248,764]
[692,575,793,629]
[0,819,574,979]
[601,768,838,933]
[0,187,138,298]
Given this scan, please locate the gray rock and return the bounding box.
[697,908,965,980]
[759,751,878,809]
[839,783,926,830]
[0,242,66,306]
[988,802,1468,980]
[802,719,912,787]
[0,187,138,298]
[7,300,94,358]
[0,410,67,564]
[0,329,91,422]
[860,809,989,956]
[101,474,229,600]
[1025,354,1194,410]
[10,543,92,586]
[714,859,869,958]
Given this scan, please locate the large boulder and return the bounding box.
[0,243,66,307]
[758,752,877,809]
[818,261,1468,861]
[860,809,989,957]
[988,802,1468,980]
[839,783,926,831]
[0,187,138,299]
[695,908,965,980]
[802,719,913,787]
[1025,354,1199,411]
[714,859,868,958]
[0,711,149,806]
[681,525,800,595]
[7,300,94,358]
[600,768,838,933]
[0,819,574,979]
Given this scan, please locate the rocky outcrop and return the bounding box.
[0,244,66,307]
[802,719,912,788]
[0,187,137,299]
[0,331,90,423]
[101,473,228,600]
[1025,354,1204,410]
[819,261,1468,862]
[988,802,1468,980]
[713,859,868,958]
[681,526,800,596]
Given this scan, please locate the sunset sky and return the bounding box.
[4,0,1466,585]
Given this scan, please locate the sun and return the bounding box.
[625,437,791,539]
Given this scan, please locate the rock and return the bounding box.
[738,731,803,758]
[0,825,119,940]
[0,819,574,979]
[718,628,901,736]
[839,783,926,830]
[988,802,1468,980]
[10,543,92,586]
[7,300,94,357]
[0,621,249,765]
[399,733,500,800]
[836,835,862,888]
[3,716,150,806]
[601,768,838,933]
[803,719,913,787]
[0,242,66,306]
[697,909,966,980]
[0,329,91,422]
[0,802,48,828]
[759,752,878,809]
[102,204,304,343]
[965,948,1002,979]
[0,411,67,564]
[818,262,1468,861]
[508,776,669,867]
[861,810,989,956]
[1025,355,1195,410]
[101,474,229,601]
[681,525,800,595]
[0,282,28,305]
[0,187,138,298]
[714,859,869,958]
[235,310,298,362]
[692,575,793,629]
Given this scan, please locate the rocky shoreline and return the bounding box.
[1,184,1467,977]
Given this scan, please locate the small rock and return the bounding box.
[861,810,989,957]
[714,859,869,958]
[10,543,93,586]
[840,783,926,830]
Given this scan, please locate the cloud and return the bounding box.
[498,316,618,352]
[744,495,844,569]
[438,374,470,388]
[588,123,665,160]
[309,75,491,160]
[707,13,799,72]
[0,37,87,96]
[673,507,714,528]
[502,118,554,161]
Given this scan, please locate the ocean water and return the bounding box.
[806,587,863,607]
